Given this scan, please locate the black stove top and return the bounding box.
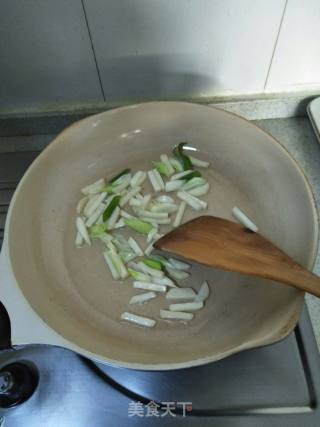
[0,147,320,426]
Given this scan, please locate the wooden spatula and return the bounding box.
[154,215,320,298]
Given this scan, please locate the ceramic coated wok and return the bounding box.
[1,102,318,370]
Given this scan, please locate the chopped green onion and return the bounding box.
[173,142,193,171]
[103,251,120,280]
[89,223,108,237]
[142,258,162,270]
[124,217,153,235]
[128,268,150,282]
[149,254,167,263]
[149,254,172,269]
[97,232,113,244]
[164,180,184,192]
[169,157,184,172]
[189,155,210,168]
[187,183,209,197]
[100,173,131,193]
[100,184,114,194]
[112,234,131,251]
[152,161,171,177]
[109,250,128,279]
[182,170,202,181]
[182,177,206,191]
[120,251,137,263]
[160,154,175,175]
[102,195,121,222]
[109,168,131,183]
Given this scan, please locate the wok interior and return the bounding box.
[8,103,318,368]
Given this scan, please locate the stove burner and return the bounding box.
[0,362,39,408]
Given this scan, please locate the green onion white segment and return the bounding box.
[75,145,250,328]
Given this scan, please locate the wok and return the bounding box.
[0,102,318,370]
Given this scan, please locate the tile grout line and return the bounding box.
[263,0,289,90]
[80,0,106,101]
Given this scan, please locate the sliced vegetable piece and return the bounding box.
[109,168,131,183]
[129,197,143,207]
[232,207,258,232]
[156,195,175,204]
[181,171,202,181]
[107,240,118,253]
[120,250,137,263]
[111,174,131,193]
[76,196,89,214]
[76,217,91,245]
[153,276,177,287]
[124,217,153,235]
[75,231,84,247]
[121,312,156,327]
[103,251,120,280]
[120,209,133,219]
[140,217,171,225]
[144,243,154,256]
[150,203,178,214]
[89,223,107,237]
[160,310,194,320]
[169,301,203,312]
[149,254,173,269]
[130,171,147,187]
[182,177,206,191]
[128,237,144,256]
[128,261,146,273]
[189,155,210,168]
[114,218,125,229]
[173,142,193,170]
[81,178,105,195]
[195,281,210,302]
[86,202,107,227]
[170,169,193,181]
[128,268,151,282]
[109,250,128,279]
[107,206,121,230]
[173,201,186,227]
[100,174,131,194]
[102,195,121,222]
[83,194,100,217]
[133,281,167,293]
[187,183,210,197]
[148,170,161,192]
[169,157,184,172]
[138,210,169,220]
[165,180,184,192]
[147,228,158,243]
[152,161,171,177]
[142,258,162,270]
[166,288,196,300]
[152,169,165,190]
[85,192,108,218]
[160,154,175,175]
[119,186,141,208]
[142,194,152,209]
[97,232,113,244]
[177,191,207,211]
[166,266,190,280]
[137,261,164,277]
[129,292,157,305]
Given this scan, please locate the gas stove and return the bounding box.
[0,123,320,427]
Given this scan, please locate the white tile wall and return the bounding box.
[0,0,103,109]
[84,0,286,101]
[267,0,320,91]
